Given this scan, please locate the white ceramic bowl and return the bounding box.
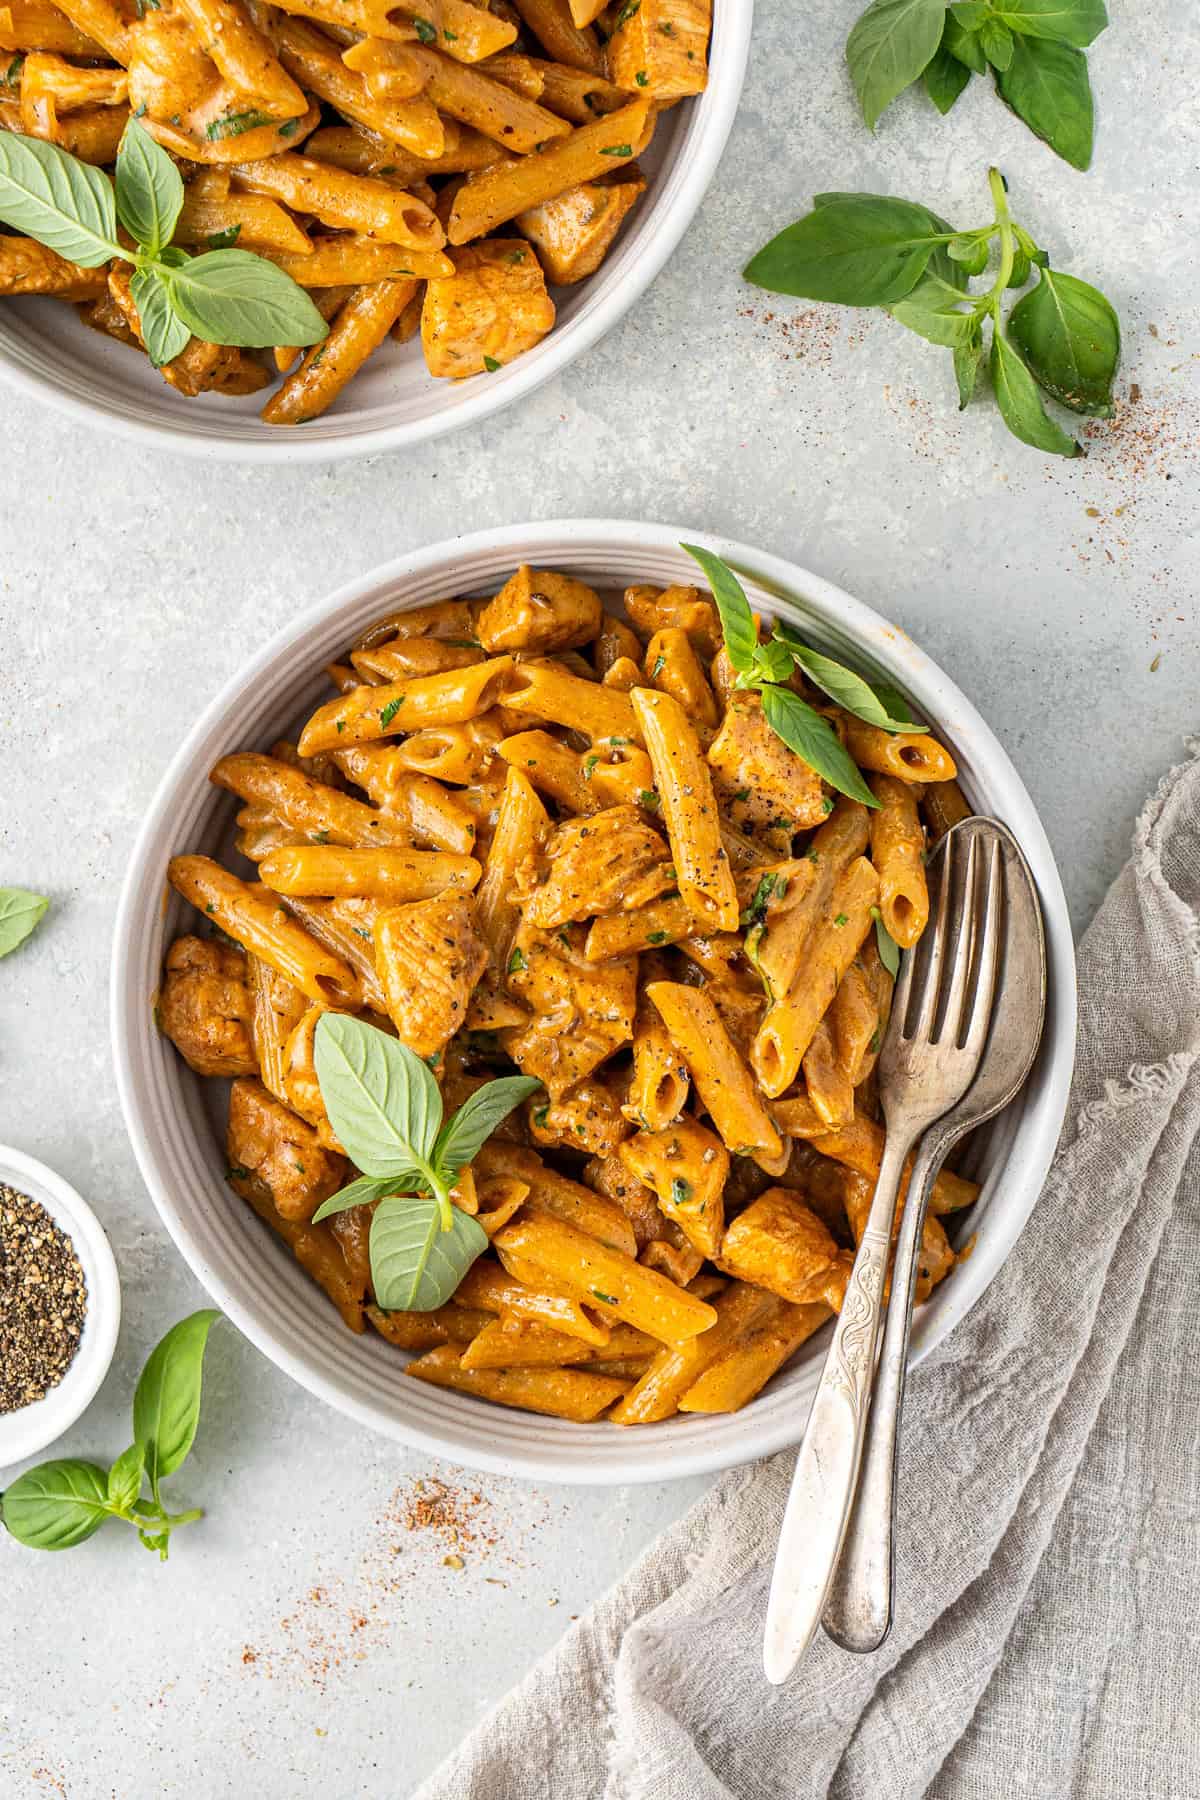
[111,520,1076,1484]
[0,7,751,464]
[0,1145,122,1471]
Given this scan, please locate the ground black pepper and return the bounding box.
[0,1183,88,1413]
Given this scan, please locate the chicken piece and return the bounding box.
[374,892,488,1058]
[516,173,645,284]
[227,1077,347,1222]
[502,920,637,1098]
[717,1187,852,1310]
[529,1074,631,1158]
[583,1151,665,1250]
[158,935,257,1078]
[421,239,555,378]
[476,565,603,655]
[524,805,673,929]
[620,1116,728,1258]
[606,0,710,99]
[622,583,721,658]
[707,693,830,837]
[641,1223,704,1286]
[231,1162,365,1331]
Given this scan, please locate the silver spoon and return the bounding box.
[822,816,1047,1654]
[762,823,1004,1684]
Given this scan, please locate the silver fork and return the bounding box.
[762,823,1004,1685]
[823,818,1044,1653]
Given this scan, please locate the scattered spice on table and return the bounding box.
[0,1183,88,1413]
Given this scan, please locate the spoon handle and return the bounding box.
[762,1127,915,1685]
[820,1125,954,1653]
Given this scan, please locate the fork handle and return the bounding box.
[820,1125,954,1654]
[762,1128,916,1685]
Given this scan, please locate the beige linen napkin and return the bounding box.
[415,746,1200,1800]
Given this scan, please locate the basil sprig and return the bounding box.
[1,1312,219,1557]
[0,122,326,365]
[745,169,1120,458]
[311,1014,539,1312]
[0,885,49,958]
[682,544,931,809]
[846,0,1107,168]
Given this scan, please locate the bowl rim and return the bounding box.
[111,518,1077,1484]
[0,4,753,466]
[0,1143,122,1471]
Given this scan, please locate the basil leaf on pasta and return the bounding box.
[314,1013,443,1179]
[681,543,758,673]
[164,248,329,348]
[369,1197,488,1312]
[775,633,930,733]
[115,117,183,258]
[759,686,880,808]
[0,130,119,266]
[131,266,190,367]
[433,1077,542,1183]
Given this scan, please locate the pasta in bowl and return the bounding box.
[112,522,1075,1481]
[0,0,750,457]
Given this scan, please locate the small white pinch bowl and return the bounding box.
[0,1144,121,1471]
[111,520,1076,1484]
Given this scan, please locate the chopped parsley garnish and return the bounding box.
[353,927,373,942]
[868,1027,881,1053]
[670,1176,692,1205]
[833,912,848,927]
[600,143,633,157]
[532,1103,550,1127]
[483,354,501,371]
[638,789,660,809]
[590,1289,618,1307]
[3,55,24,88]
[822,796,835,815]
[614,0,640,23]
[311,830,331,844]
[378,696,405,728]
[205,109,277,140]
[740,872,778,930]
[278,118,300,137]
[206,225,241,250]
[646,929,669,944]
[335,718,346,733]
[412,15,437,40]
[508,946,528,974]
[583,753,599,778]
[635,69,648,85]
[650,654,666,678]
[227,1165,251,1180]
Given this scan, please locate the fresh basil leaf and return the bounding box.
[948,233,990,275]
[990,330,1080,456]
[979,17,1014,68]
[778,639,930,732]
[0,886,49,957]
[131,266,190,367]
[681,542,759,673]
[314,1013,442,1177]
[872,906,902,976]
[949,0,988,24]
[1,1460,113,1550]
[992,0,1107,45]
[845,0,948,130]
[1007,266,1119,416]
[369,1197,488,1312]
[996,36,1093,169]
[888,271,980,348]
[311,1171,423,1223]
[163,248,328,349]
[432,1076,542,1182]
[114,116,182,256]
[923,43,971,111]
[0,130,119,266]
[133,1309,220,1493]
[758,686,879,808]
[943,11,986,69]
[745,196,949,307]
[750,636,796,686]
[870,679,923,727]
[953,325,985,407]
[1007,246,1032,288]
[107,1443,146,1513]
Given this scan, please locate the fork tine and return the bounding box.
[962,836,1004,1054]
[910,831,954,1040]
[936,832,980,1045]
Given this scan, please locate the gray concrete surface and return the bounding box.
[1,0,1197,1793]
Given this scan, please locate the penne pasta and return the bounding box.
[870,772,929,947]
[258,845,480,903]
[298,657,514,755]
[405,1345,628,1420]
[447,97,651,243]
[496,1210,718,1343]
[841,714,958,783]
[647,981,784,1165]
[168,855,360,1008]
[632,685,738,932]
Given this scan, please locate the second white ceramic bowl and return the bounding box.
[0,5,752,462]
[111,520,1076,1484]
